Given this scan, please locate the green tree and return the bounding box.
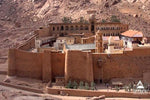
[110,15,120,23]
[85,82,89,90]
[79,81,84,89]
[79,17,88,23]
[101,19,107,23]
[73,81,78,89]
[115,86,120,91]
[66,80,73,88]
[90,81,96,90]
[62,17,72,23]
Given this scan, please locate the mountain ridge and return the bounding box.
[0,0,150,56]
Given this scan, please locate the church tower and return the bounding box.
[95,31,103,53]
[87,10,96,34]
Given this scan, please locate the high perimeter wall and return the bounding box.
[65,50,94,83]
[8,49,65,82]
[92,48,150,82]
[51,52,65,81]
[64,48,150,83]
[8,47,150,83]
[8,49,43,79]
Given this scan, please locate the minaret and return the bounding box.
[95,31,103,53]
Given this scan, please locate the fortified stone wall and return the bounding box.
[143,71,150,83]
[8,49,43,79]
[93,48,150,82]
[8,49,65,82]
[8,47,150,83]
[65,50,93,83]
[51,52,65,81]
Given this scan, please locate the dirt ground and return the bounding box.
[1,85,150,100]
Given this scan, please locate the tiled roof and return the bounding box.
[65,43,95,50]
[121,30,143,37]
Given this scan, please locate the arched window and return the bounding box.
[57,27,59,31]
[53,27,55,31]
[80,25,83,30]
[76,26,78,30]
[61,26,64,30]
[65,26,69,30]
[71,26,74,30]
[85,26,89,30]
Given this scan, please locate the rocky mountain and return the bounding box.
[0,0,150,56]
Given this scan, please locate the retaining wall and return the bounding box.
[46,88,150,98]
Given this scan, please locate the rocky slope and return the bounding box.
[0,0,150,57]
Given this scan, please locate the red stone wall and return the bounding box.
[42,51,52,82]
[143,71,150,84]
[65,50,93,83]
[15,49,43,79]
[93,48,150,82]
[8,49,65,82]
[51,52,65,81]
[8,47,150,83]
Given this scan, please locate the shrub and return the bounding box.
[66,80,73,88]
[125,86,128,92]
[79,17,88,23]
[73,81,78,89]
[85,82,89,90]
[62,17,72,23]
[110,15,120,23]
[90,82,96,90]
[128,83,132,92]
[101,19,107,23]
[79,81,84,89]
[115,86,120,91]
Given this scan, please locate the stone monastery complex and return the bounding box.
[8,12,150,88]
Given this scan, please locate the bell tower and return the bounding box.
[87,10,96,34]
[95,31,103,53]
